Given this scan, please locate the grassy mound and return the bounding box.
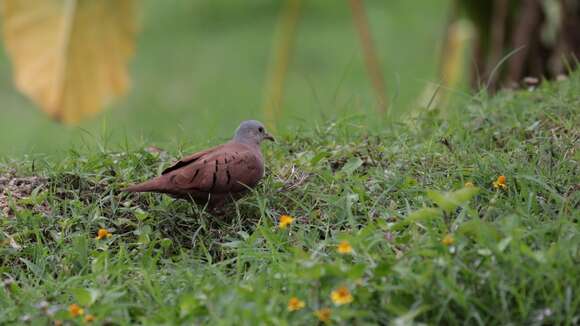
[1,74,579,324]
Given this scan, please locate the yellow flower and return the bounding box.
[493,175,507,190]
[337,240,353,254]
[314,308,331,322]
[441,234,455,246]
[96,228,112,240]
[84,314,95,323]
[330,287,353,305]
[68,304,84,317]
[278,215,294,229]
[464,181,474,187]
[287,297,305,311]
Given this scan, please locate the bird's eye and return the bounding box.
[258,127,264,133]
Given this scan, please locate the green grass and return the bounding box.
[0,0,449,155]
[1,73,579,324]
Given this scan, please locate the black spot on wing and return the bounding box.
[226,169,231,185]
[210,172,217,191]
[163,158,200,175]
[189,169,200,183]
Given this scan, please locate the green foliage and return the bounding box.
[0,74,579,324]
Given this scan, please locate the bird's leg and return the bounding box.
[207,196,227,216]
[209,206,227,217]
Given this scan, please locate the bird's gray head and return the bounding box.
[233,120,275,145]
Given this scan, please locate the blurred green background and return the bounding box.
[0,1,450,155]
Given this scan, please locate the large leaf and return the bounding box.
[391,208,442,231]
[341,157,363,175]
[458,219,501,244]
[426,186,480,213]
[1,0,137,123]
[70,287,100,306]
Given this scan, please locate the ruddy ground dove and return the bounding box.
[123,120,275,209]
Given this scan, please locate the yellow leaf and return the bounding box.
[1,0,137,123]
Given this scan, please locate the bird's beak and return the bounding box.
[264,132,276,142]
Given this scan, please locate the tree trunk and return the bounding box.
[456,0,580,91]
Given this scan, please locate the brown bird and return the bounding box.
[123,120,275,210]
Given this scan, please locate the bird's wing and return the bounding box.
[161,145,221,175]
[165,143,263,194]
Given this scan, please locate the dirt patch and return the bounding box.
[274,164,311,192]
[0,170,49,217]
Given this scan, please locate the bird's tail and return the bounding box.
[121,176,166,193]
